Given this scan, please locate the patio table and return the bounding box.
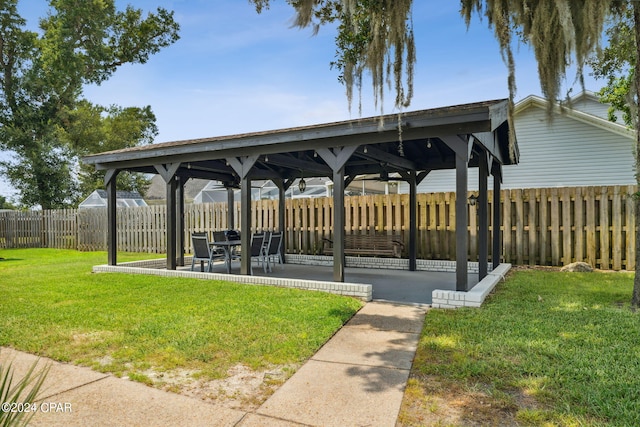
[210,240,241,273]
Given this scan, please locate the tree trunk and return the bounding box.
[634,197,640,307]
[632,2,640,308]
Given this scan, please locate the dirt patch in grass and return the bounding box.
[136,363,299,411]
[136,367,533,424]
[133,367,537,424]
[398,375,542,426]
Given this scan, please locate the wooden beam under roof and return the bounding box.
[356,144,417,171]
[262,153,332,176]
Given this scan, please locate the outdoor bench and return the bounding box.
[322,234,404,258]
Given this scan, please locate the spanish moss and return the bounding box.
[255,0,415,115]
[255,0,624,158]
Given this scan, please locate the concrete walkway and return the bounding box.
[1,302,427,427]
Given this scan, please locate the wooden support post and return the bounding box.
[402,170,418,271]
[478,151,489,279]
[240,177,252,275]
[455,151,469,291]
[227,155,259,275]
[332,167,346,282]
[227,187,235,229]
[492,163,502,269]
[105,169,119,266]
[278,183,286,262]
[154,163,181,270]
[177,176,186,267]
[438,135,472,291]
[317,146,358,282]
[166,177,177,270]
[274,178,293,263]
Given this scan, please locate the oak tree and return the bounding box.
[0,0,179,209]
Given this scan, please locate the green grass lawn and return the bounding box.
[400,268,640,426]
[7,249,637,424]
[0,248,362,382]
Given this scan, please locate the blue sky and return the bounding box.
[1,0,600,200]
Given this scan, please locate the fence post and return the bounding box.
[626,185,636,270]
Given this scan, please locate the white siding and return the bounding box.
[571,96,610,119]
[408,166,486,193]
[402,101,635,193]
[570,93,627,124]
[503,106,634,188]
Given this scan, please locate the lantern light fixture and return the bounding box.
[299,171,306,192]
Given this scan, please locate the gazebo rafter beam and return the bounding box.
[265,153,332,175]
[248,169,285,181]
[357,145,417,170]
[182,164,235,181]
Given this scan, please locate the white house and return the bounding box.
[79,190,148,209]
[399,91,635,193]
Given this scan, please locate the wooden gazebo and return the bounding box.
[83,99,518,291]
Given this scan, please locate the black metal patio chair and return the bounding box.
[264,232,283,272]
[190,233,224,272]
[249,233,267,274]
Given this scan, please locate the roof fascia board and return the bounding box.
[565,107,634,139]
[488,100,509,131]
[570,90,598,103]
[513,95,546,114]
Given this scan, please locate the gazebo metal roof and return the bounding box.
[83,99,518,289]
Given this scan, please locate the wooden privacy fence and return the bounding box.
[0,209,78,249]
[500,186,636,270]
[0,185,636,270]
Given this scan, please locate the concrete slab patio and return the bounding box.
[100,255,485,306]
[250,263,478,306]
